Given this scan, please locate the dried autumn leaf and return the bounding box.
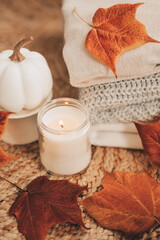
[82,171,160,237]
[9,176,87,240]
[0,111,18,166]
[135,120,160,167]
[76,3,160,77]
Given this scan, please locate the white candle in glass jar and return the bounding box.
[37,98,91,175]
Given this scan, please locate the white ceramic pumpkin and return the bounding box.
[0,37,53,112]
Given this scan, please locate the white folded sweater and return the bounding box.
[90,123,143,149]
[62,0,160,87]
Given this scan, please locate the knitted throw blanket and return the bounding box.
[79,73,160,124]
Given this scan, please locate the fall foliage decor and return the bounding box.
[82,171,160,237]
[135,120,160,168]
[75,3,160,77]
[9,176,87,240]
[0,111,18,166]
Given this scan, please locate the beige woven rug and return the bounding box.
[0,1,160,239]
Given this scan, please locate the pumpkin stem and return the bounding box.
[9,36,34,62]
[74,8,96,29]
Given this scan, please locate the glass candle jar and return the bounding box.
[37,98,91,175]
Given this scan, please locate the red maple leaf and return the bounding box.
[0,111,18,167]
[135,120,160,167]
[9,176,87,240]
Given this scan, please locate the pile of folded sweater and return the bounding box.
[62,0,160,149]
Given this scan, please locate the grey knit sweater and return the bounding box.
[79,73,160,124]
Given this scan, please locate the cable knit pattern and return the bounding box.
[79,73,160,109]
[79,73,160,124]
[89,99,160,123]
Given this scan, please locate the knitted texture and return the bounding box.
[79,73,160,124]
[89,99,160,123]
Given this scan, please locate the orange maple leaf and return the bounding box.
[0,111,18,167]
[135,120,160,168]
[82,171,160,237]
[75,3,160,77]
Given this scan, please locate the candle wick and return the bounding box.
[59,120,64,129]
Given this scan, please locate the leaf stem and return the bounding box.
[0,176,25,192]
[74,8,96,29]
[154,216,160,225]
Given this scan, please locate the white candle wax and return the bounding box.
[38,99,91,175]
